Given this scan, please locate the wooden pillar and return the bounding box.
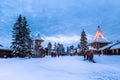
[116,49,118,55]
[101,50,103,55]
[112,50,114,55]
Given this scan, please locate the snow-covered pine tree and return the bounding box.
[11,15,32,57]
[53,43,57,52]
[70,45,74,55]
[67,47,70,55]
[11,15,22,57]
[22,17,33,53]
[60,44,65,55]
[57,43,60,55]
[57,43,65,55]
[80,29,88,54]
[77,44,80,49]
[47,42,52,55]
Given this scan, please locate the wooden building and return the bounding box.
[0,48,13,58]
[100,42,120,55]
[89,26,110,53]
[110,42,120,55]
[33,33,45,58]
[89,26,120,55]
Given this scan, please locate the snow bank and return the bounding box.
[0,55,120,80]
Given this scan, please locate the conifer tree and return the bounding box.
[23,17,33,52]
[60,44,65,55]
[67,47,70,55]
[70,45,74,55]
[11,15,32,57]
[80,29,88,53]
[47,42,52,55]
[57,43,65,55]
[77,44,80,49]
[53,43,57,52]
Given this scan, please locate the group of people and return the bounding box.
[84,51,95,63]
[51,51,59,57]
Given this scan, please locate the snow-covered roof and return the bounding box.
[89,46,96,50]
[111,43,120,49]
[0,47,4,49]
[0,45,4,49]
[0,45,11,50]
[0,43,12,50]
[99,42,115,50]
[35,33,44,41]
[0,44,3,47]
[92,38,109,43]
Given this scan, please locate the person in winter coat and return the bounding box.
[83,51,87,60]
[89,53,93,61]
[89,52,95,63]
[87,51,91,60]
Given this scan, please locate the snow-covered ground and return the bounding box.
[0,55,120,80]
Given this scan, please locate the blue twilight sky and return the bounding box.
[0,0,120,48]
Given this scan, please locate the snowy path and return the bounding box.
[0,55,120,80]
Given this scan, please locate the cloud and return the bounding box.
[0,0,120,49]
[43,34,79,44]
[42,34,94,47]
[0,32,94,49]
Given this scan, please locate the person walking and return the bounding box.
[89,52,96,63]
